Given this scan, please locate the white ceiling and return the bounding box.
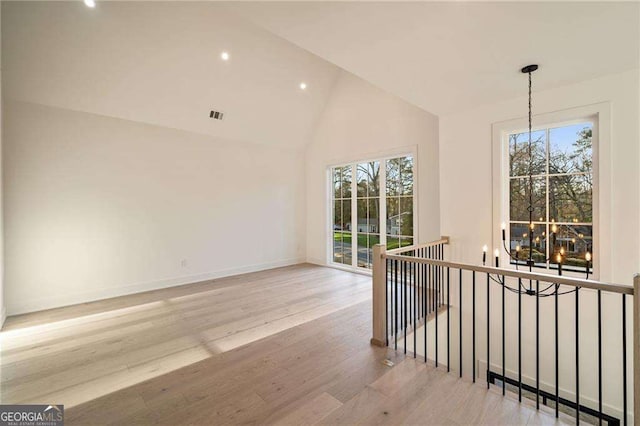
[2,2,340,149]
[228,1,640,115]
[4,0,638,143]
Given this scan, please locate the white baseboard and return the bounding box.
[7,257,305,316]
[306,257,373,277]
[305,257,326,266]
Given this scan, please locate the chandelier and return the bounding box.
[482,65,592,296]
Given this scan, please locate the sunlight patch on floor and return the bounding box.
[0,267,372,408]
[0,301,166,350]
[3,346,212,407]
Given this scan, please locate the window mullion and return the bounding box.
[546,127,550,267]
[351,164,357,269]
[380,162,387,245]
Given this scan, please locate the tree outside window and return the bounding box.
[331,155,414,269]
[508,122,593,271]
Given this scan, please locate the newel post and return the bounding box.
[371,244,387,347]
[634,274,640,422]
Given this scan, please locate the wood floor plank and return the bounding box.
[360,363,457,425]
[368,357,427,397]
[317,386,389,425]
[1,264,578,425]
[271,392,342,426]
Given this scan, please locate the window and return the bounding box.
[332,166,352,266]
[385,157,414,250]
[508,121,593,272]
[331,155,415,270]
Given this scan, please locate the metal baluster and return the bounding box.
[438,244,441,306]
[622,294,628,426]
[427,257,430,362]
[411,252,419,322]
[404,260,407,355]
[436,245,439,306]
[459,268,463,378]
[597,289,602,425]
[536,280,540,409]
[502,273,505,396]
[420,248,427,317]
[423,254,427,318]
[423,249,426,317]
[400,260,403,331]
[416,250,419,321]
[437,245,440,306]
[416,249,422,317]
[436,262,439,367]
[473,271,476,383]
[447,266,450,373]
[434,246,437,310]
[407,255,411,329]
[386,259,389,347]
[555,283,559,418]
[399,260,402,332]
[441,244,444,306]
[576,287,580,424]
[424,255,427,363]
[487,273,490,389]
[394,260,398,351]
[430,247,435,312]
[413,256,418,358]
[409,256,413,331]
[427,257,431,361]
[519,278,523,402]
[420,247,427,317]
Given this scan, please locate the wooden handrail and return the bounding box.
[373,239,639,423]
[385,236,450,255]
[383,253,634,295]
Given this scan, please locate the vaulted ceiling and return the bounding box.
[4,1,638,148]
[2,2,340,149]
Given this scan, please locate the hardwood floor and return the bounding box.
[0,264,574,425]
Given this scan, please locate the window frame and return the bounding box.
[326,148,418,274]
[492,103,610,279]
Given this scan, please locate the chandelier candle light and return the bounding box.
[481,65,592,298]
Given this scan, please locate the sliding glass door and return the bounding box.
[331,154,415,270]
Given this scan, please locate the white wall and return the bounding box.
[0,3,4,327]
[3,100,306,315]
[440,69,639,419]
[0,0,339,317]
[306,70,440,266]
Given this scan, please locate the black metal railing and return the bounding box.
[384,240,448,360]
[371,239,637,426]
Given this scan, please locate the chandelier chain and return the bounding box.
[527,71,534,267]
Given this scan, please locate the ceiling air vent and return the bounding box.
[209,110,224,120]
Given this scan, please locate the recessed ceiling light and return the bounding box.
[221,51,230,61]
[299,82,307,90]
[84,0,96,8]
